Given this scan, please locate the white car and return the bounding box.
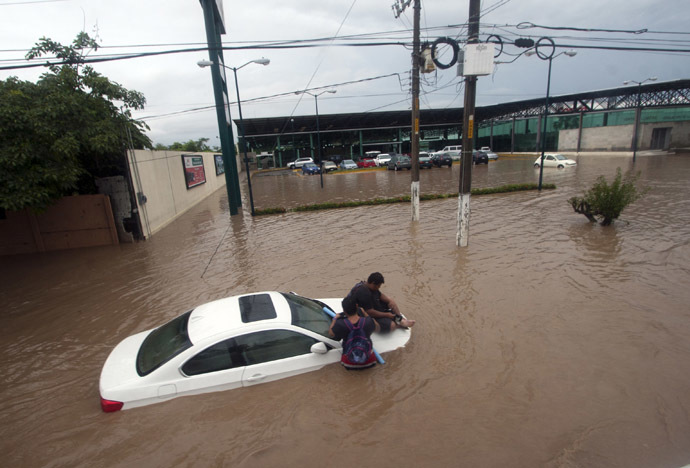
[480,147,499,160]
[439,145,462,160]
[99,292,411,411]
[287,157,314,169]
[533,153,577,168]
[374,153,392,167]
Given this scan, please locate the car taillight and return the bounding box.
[101,397,123,412]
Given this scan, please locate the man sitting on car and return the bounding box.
[346,272,416,333]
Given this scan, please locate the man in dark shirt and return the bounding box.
[349,272,416,333]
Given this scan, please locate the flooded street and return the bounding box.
[2,153,690,468]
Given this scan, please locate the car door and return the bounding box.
[545,155,556,167]
[175,338,246,398]
[236,329,340,387]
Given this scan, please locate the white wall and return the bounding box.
[128,150,231,237]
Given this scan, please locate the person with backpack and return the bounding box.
[329,296,380,369]
[347,272,416,333]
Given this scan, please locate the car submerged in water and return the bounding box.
[99,292,411,412]
[533,153,577,168]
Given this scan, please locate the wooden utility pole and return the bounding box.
[457,0,480,246]
[410,0,421,221]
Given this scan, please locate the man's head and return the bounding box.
[367,272,384,287]
[341,296,358,316]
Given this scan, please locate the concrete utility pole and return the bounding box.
[410,0,421,221]
[457,0,480,247]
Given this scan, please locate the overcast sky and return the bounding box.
[1,0,689,146]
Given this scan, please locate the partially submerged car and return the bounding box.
[301,162,321,175]
[100,292,411,411]
[419,152,433,168]
[533,153,577,168]
[387,154,411,171]
[357,158,377,168]
[339,159,358,170]
[322,161,338,172]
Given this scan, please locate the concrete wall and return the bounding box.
[128,150,230,238]
[559,121,690,152]
[0,195,119,256]
[559,126,633,152]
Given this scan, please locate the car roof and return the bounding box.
[186,291,291,344]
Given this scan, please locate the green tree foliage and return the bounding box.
[0,32,152,212]
[568,168,648,226]
[169,138,212,152]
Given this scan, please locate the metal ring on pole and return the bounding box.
[431,37,459,69]
[535,36,555,61]
[486,34,503,58]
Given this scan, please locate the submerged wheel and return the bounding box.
[558,164,564,169]
[534,163,540,168]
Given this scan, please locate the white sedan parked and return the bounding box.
[533,153,577,168]
[99,292,411,411]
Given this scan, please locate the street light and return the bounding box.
[525,39,577,191]
[623,77,657,162]
[198,58,270,216]
[295,89,337,188]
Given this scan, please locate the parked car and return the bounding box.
[480,147,499,160]
[438,145,462,160]
[419,152,433,169]
[431,152,453,167]
[322,161,337,172]
[339,159,358,170]
[472,150,489,165]
[357,158,377,168]
[99,291,411,411]
[287,157,314,169]
[533,153,577,168]
[387,154,412,171]
[374,153,392,167]
[301,162,321,175]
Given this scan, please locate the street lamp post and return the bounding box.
[526,40,577,191]
[198,58,270,216]
[295,90,336,188]
[623,77,657,162]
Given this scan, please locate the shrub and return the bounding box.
[568,168,647,226]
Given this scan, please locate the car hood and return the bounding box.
[99,329,151,394]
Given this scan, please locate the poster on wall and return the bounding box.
[214,154,225,175]
[182,154,206,189]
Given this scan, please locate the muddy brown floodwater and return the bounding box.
[2,154,690,468]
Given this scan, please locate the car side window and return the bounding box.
[547,155,555,160]
[236,329,318,366]
[181,338,246,376]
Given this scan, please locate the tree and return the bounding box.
[0,32,151,212]
[568,168,648,226]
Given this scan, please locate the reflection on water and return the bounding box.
[2,154,690,467]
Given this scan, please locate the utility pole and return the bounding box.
[457,0,480,247]
[410,0,421,221]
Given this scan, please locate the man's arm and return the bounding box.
[379,292,401,316]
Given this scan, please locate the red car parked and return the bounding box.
[356,158,377,168]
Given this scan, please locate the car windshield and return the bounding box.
[281,293,331,337]
[344,160,355,164]
[137,310,193,376]
[555,155,567,160]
